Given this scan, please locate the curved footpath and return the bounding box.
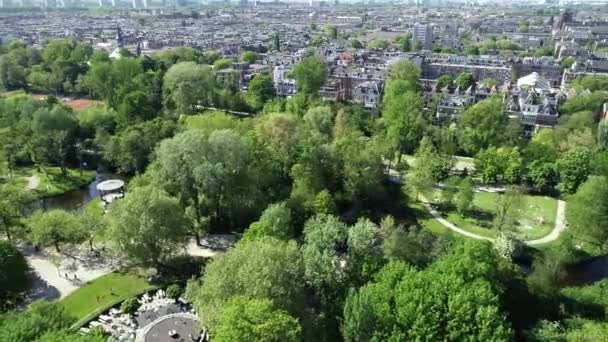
[387,168,568,245]
[418,194,567,246]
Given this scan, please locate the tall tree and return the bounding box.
[555,147,592,194]
[247,74,275,111]
[301,214,348,307]
[186,238,304,330]
[382,89,424,157]
[0,185,32,241]
[0,241,29,310]
[106,186,189,267]
[242,202,293,241]
[163,61,216,114]
[567,176,608,253]
[291,56,327,96]
[28,210,79,252]
[458,96,507,155]
[214,297,301,342]
[493,186,526,232]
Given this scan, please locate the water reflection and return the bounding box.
[32,171,125,212]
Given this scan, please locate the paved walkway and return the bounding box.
[388,167,568,245]
[22,235,236,300]
[418,194,567,246]
[22,246,111,301]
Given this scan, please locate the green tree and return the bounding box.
[163,61,216,114]
[214,297,301,342]
[347,218,384,285]
[408,138,437,200]
[242,202,293,241]
[560,57,576,69]
[106,186,189,267]
[166,284,183,302]
[455,72,475,90]
[475,146,522,184]
[120,297,140,315]
[36,330,107,342]
[213,58,233,70]
[334,131,385,201]
[272,34,281,51]
[291,56,327,96]
[30,106,78,175]
[567,176,608,253]
[383,89,424,157]
[246,74,275,111]
[186,238,304,330]
[324,25,338,40]
[342,242,512,341]
[253,113,301,178]
[0,185,32,241]
[351,40,363,49]
[386,60,421,89]
[493,186,526,232]
[77,200,107,252]
[0,241,29,310]
[458,96,507,155]
[240,50,258,64]
[455,177,474,215]
[103,118,175,174]
[313,190,337,215]
[368,39,389,50]
[302,214,348,307]
[556,147,592,194]
[599,120,608,150]
[435,75,452,89]
[82,58,144,110]
[28,210,79,252]
[0,300,75,341]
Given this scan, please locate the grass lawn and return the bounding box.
[60,272,154,321]
[424,189,558,240]
[4,165,95,198]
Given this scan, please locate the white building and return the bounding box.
[352,81,383,110]
[413,22,433,51]
[273,66,296,96]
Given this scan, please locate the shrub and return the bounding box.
[120,298,140,315]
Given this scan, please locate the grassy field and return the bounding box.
[424,189,558,240]
[60,272,154,320]
[4,166,95,198]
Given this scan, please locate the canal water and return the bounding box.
[33,171,124,212]
[564,255,608,286]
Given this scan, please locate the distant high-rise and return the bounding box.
[413,22,433,51]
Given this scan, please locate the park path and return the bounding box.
[388,168,567,245]
[418,194,567,246]
[526,199,567,245]
[25,175,40,190]
[22,235,235,300]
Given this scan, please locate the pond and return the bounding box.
[564,255,608,286]
[33,170,125,212]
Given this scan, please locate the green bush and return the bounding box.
[120,298,140,315]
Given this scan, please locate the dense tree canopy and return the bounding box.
[186,238,305,330]
[214,297,301,342]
